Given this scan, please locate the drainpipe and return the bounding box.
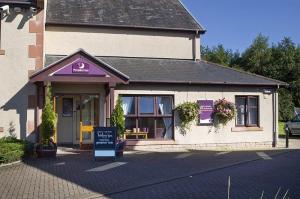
[273,85,279,147]
[193,30,199,61]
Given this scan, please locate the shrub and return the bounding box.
[41,86,57,143]
[0,137,34,164]
[176,102,199,134]
[111,97,125,137]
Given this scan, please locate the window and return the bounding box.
[139,96,154,115]
[62,98,73,117]
[121,95,174,140]
[236,96,259,127]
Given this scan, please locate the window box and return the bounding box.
[0,49,5,55]
[231,127,264,132]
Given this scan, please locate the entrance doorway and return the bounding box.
[56,94,99,145]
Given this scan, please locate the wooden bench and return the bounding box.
[123,132,148,140]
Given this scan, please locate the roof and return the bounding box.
[0,0,35,6]
[46,0,205,32]
[31,49,129,83]
[45,55,286,86]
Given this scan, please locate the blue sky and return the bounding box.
[181,0,300,52]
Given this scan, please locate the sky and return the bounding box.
[181,0,300,52]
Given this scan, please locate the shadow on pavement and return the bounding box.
[22,149,294,198]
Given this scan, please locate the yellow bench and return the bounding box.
[80,122,94,145]
[123,132,148,140]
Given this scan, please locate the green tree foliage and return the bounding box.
[240,34,272,76]
[201,44,234,66]
[111,97,125,136]
[41,86,57,143]
[201,34,300,121]
[278,88,294,121]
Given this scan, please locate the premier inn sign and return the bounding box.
[53,57,108,76]
[72,61,90,73]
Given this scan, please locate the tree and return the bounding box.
[41,86,57,143]
[278,88,294,121]
[270,37,297,81]
[111,97,125,137]
[240,34,272,76]
[201,45,233,66]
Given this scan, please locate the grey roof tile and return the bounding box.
[45,55,285,86]
[46,0,204,32]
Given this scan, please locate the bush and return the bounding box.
[41,86,57,143]
[0,137,34,164]
[111,97,125,137]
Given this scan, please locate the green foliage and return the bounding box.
[278,121,286,136]
[201,44,234,66]
[0,137,34,164]
[176,102,199,134]
[278,88,294,121]
[111,97,125,136]
[240,34,272,76]
[41,86,57,143]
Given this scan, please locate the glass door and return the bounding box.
[73,95,99,144]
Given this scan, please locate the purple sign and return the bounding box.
[198,100,214,124]
[72,61,89,73]
[54,58,107,76]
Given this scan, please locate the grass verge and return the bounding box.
[279,121,286,136]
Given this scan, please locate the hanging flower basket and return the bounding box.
[213,98,236,125]
[176,102,199,134]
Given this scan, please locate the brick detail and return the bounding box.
[0,127,4,133]
[0,49,5,55]
[29,20,43,33]
[27,121,35,134]
[28,9,44,75]
[28,45,43,58]
[125,142,274,151]
[28,95,37,109]
[35,57,43,70]
[36,33,44,45]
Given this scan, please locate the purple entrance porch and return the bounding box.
[29,49,129,147]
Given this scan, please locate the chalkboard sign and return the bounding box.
[94,127,117,158]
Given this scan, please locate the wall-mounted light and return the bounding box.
[0,5,10,14]
[30,7,37,13]
[263,89,272,94]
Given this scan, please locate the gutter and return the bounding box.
[0,1,36,7]
[45,22,206,34]
[129,80,285,87]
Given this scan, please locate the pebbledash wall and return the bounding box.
[115,84,278,149]
[44,26,201,60]
[0,8,37,141]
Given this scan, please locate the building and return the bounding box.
[0,0,285,150]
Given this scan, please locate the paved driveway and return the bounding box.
[0,149,294,199]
